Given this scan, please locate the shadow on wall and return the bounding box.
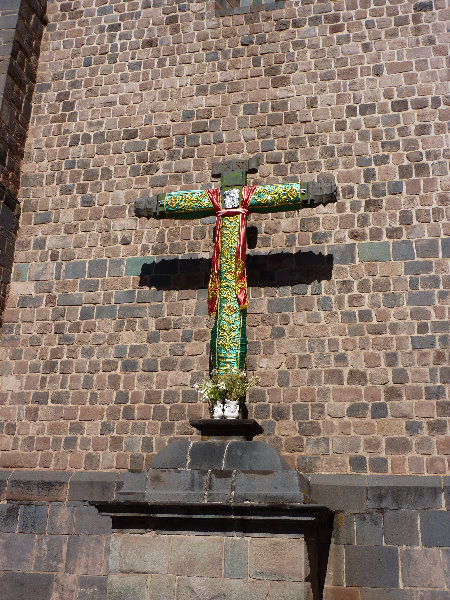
[138,228,334,291]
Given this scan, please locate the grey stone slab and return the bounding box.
[0,533,35,570]
[0,503,19,532]
[68,472,118,502]
[146,469,207,504]
[74,506,111,535]
[18,503,48,533]
[224,441,289,471]
[358,241,391,262]
[360,590,414,600]
[107,574,148,600]
[356,513,383,545]
[206,470,233,503]
[109,534,169,574]
[33,535,67,572]
[77,575,107,600]
[188,441,227,470]
[47,505,74,535]
[346,545,399,588]
[0,470,11,499]
[115,471,147,503]
[224,537,248,579]
[0,572,54,600]
[234,471,304,504]
[6,471,71,502]
[309,474,367,512]
[443,476,450,509]
[383,510,419,546]
[401,548,445,588]
[332,513,355,545]
[147,573,176,600]
[416,592,450,600]
[368,476,442,509]
[149,439,191,469]
[420,510,450,547]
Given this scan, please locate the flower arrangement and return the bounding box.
[193,369,260,407]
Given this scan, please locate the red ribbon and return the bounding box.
[207,185,256,316]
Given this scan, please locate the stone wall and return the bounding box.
[0,0,46,327]
[0,470,448,599]
[0,0,448,473]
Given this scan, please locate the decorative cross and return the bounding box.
[136,160,336,375]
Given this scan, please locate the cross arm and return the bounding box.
[134,189,215,220]
[249,181,337,214]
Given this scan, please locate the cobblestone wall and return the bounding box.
[0,0,46,327]
[0,0,448,473]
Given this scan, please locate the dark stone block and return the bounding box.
[0,533,35,570]
[115,471,147,503]
[47,505,74,535]
[368,476,442,509]
[309,474,367,512]
[356,513,382,545]
[223,441,289,471]
[346,545,399,588]
[0,470,11,500]
[332,513,355,545]
[146,469,207,504]
[74,506,111,535]
[7,471,71,502]
[234,471,304,504]
[207,470,233,503]
[0,572,54,600]
[420,510,450,547]
[68,472,118,502]
[33,535,67,572]
[18,504,48,533]
[150,440,191,469]
[188,442,227,470]
[0,503,19,532]
[383,510,419,546]
[327,243,356,265]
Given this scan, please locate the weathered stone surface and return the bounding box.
[249,537,304,581]
[6,471,70,502]
[169,535,224,578]
[383,510,419,547]
[309,475,367,512]
[345,546,399,588]
[367,476,442,509]
[401,548,445,588]
[109,534,170,575]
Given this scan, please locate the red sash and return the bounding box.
[206,186,256,316]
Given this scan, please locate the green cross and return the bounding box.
[136,165,336,375]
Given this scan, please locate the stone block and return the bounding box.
[107,574,148,600]
[223,441,289,471]
[169,535,224,578]
[51,574,77,600]
[47,505,74,535]
[345,546,399,588]
[383,510,419,546]
[115,471,147,503]
[324,588,360,600]
[7,471,71,502]
[12,263,28,281]
[327,244,356,265]
[109,533,169,574]
[416,592,450,600]
[33,535,67,572]
[207,469,233,503]
[148,573,176,600]
[358,242,391,262]
[78,575,107,600]
[65,535,107,575]
[355,513,382,546]
[360,590,414,600]
[249,537,304,581]
[146,469,207,504]
[392,240,415,261]
[68,472,118,502]
[0,532,35,570]
[234,471,303,504]
[309,475,367,512]
[188,441,227,470]
[401,548,444,588]
[175,576,266,600]
[367,476,442,509]
[0,503,19,532]
[125,256,154,276]
[74,506,111,535]
[18,503,48,533]
[270,581,308,600]
[420,511,450,547]
[0,572,54,600]
[332,514,355,545]
[224,537,248,579]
